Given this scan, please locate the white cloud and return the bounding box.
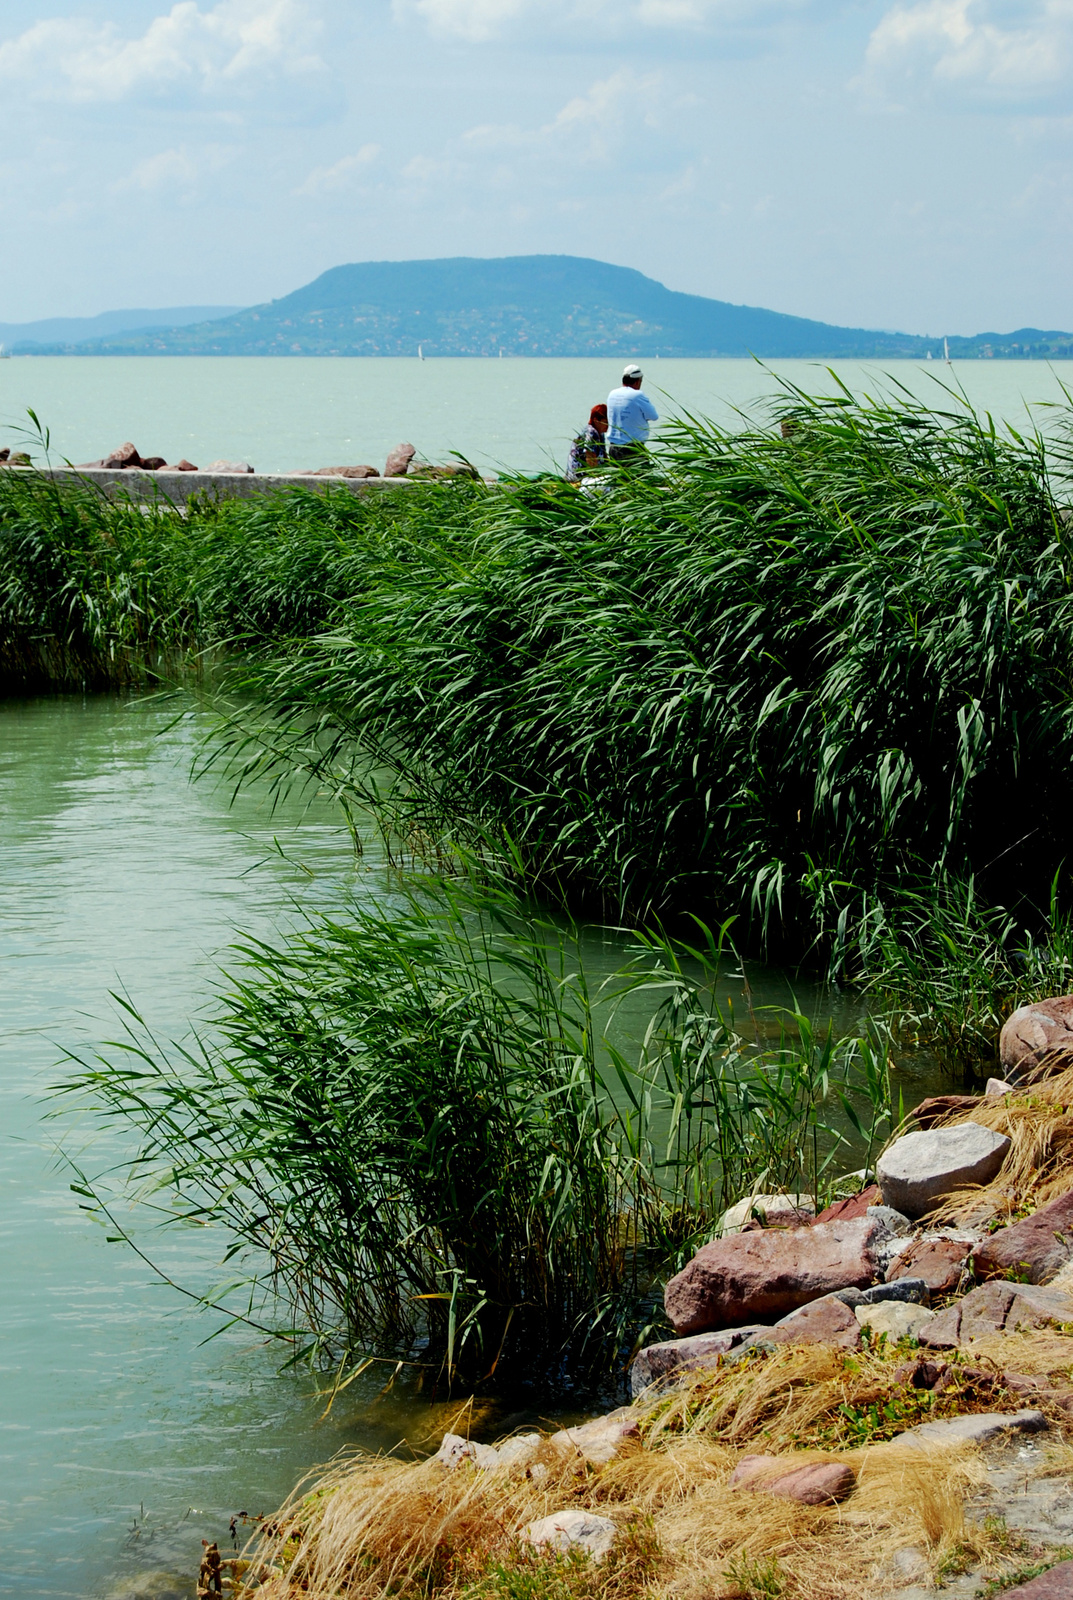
[463,69,662,161]
[296,145,382,194]
[0,0,326,105]
[393,0,805,41]
[862,0,1073,101]
[110,144,235,196]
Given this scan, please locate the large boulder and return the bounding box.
[855,1301,935,1340]
[310,464,380,478]
[919,1279,1073,1348]
[811,1185,880,1225]
[203,460,253,473]
[875,1124,1010,1217]
[549,1408,638,1465]
[973,1187,1073,1284]
[1000,995,1073,1079]
[663,1216,883,1336]
[629,1325,772,1396]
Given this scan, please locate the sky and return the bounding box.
[0,0,1070,335]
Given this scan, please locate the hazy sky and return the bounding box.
[0,0,1069,334]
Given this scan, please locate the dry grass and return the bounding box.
[237,1350,1019,1600]
[908,1064,1073,1226]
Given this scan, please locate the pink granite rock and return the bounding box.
[664,1217,883,1336]
[811,1185,881,1226]
[729,1455,854,1504]
[919,1280,1073,1349]
[102,441,141,468]
[997,1561,1073,1599]
[311,464,379,478]
[384,442,416,477]
[1001,996,1073,1079]
[887,1237,970,1295]
[629,1325,772,1396]
[973,1188,1073,1284]
[768,1295,862,1350]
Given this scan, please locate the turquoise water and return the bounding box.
[0,356,1068,478]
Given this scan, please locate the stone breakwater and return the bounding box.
[0,438,492,503]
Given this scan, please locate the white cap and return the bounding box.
[622,363,643,380]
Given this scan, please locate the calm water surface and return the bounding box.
[0,357,1069,477]
[1,686,948,1597]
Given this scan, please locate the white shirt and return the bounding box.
[607,385,658,445]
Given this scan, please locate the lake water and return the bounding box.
[0,356,1069,478]
[0,693,902,1598]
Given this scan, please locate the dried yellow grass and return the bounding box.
[906,1063,1073,1225]
[239,1353,1012,1600]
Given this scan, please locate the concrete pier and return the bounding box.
[3,466,433,505]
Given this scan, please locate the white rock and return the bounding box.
[550,1408,638,1466]
[435,1431,539,1471]
[855,1301,935,1340]
[523,1510,618,1561]
[718,1193,815,1236]
[876,1124,1011,1218]
[986,1077,1015,1097]
[889,1410,1047,1449]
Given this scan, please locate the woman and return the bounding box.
[566,404,608,481]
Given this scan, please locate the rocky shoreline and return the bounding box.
[225,994,1073,1599]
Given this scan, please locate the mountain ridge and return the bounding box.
[10,257,1071,360]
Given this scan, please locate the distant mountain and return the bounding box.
[13,258,1072,359]
[2,305,243,351]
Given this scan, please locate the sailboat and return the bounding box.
[0,344,9,360]
[418,344,424,361]
[944,337,951,365]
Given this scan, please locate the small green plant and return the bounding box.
[723,1553,786,1599]
[975,1546,1073,1595]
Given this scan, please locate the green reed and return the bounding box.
[60,879,890,1384]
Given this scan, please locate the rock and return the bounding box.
[175,460,198,471]
[1001,995,1073,1078]
[889,1409,1047,1449]
[550,1408,638,1465]
[435,1432,500,1469]
[729,1454,854,1504]
[435,1430,539,1470]
[139,456,166,471]
[855,1301,936,1340]
[523,1510,617,1562]
[629,1325,772,1396]
[875,1124,1011,1218]
[987,1077,1015,1096]
[973,1187,1073,1285]
[384,442,417,477]
[919,1280,1073,1349]
[311,465,380,478]
[768,1295,861,1350]
[860,1277,931,1306]
[203,460,253,474]
[911,1094,982,1129]
[866,1204,911,1234]
[812,1185,881,1225]
[887,1238,970,1295]
[2,451,31,465]
[664,1216,884,1336]
[102,442,141,468]
[719,1193,815,1235]
[997,1560,1073,1599]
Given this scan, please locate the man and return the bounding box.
[606,364,658,464]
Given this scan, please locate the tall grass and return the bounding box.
[61,879,890,1385]
[207,382,1073,963]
